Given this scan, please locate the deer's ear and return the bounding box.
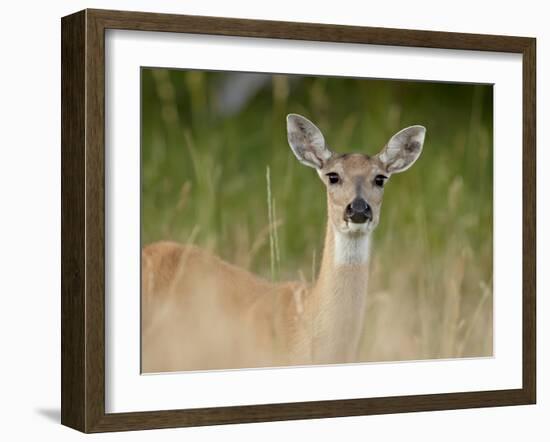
[286,114,333,169]
[375,125,426,174]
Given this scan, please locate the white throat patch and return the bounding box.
[333,228,371,265]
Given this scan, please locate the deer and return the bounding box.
[141,114,425,373]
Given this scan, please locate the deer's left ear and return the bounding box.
[286,114,333,169]
[375,125,426,174]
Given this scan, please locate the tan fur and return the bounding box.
[321,153,386,233]
[142,242,306,372]
[141,115,425,372]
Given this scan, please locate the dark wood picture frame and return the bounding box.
[61,8,536,433]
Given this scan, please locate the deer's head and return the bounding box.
[287,114,425,236]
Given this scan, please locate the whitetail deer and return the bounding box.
[142,114,425,372]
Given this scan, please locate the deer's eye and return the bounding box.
[374,175,387,187]
[326,172,341,185]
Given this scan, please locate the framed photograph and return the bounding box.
[61,9,536,433]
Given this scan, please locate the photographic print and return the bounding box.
[140,69,493,373]
[61,9,535,431]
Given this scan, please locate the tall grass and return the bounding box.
[141,69,493,361]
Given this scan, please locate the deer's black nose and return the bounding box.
[345,198,372,224]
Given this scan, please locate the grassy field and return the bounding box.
[141,68,493,361]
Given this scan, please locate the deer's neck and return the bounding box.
[306,223,371,364]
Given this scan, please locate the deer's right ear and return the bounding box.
[286,114,333,169]
[375,125,426,174]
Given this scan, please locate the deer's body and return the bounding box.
[142,115,425,372]
[142,241,306,371]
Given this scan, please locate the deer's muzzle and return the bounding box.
[345,198,372,224]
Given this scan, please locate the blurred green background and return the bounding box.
[141,68,493,361]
